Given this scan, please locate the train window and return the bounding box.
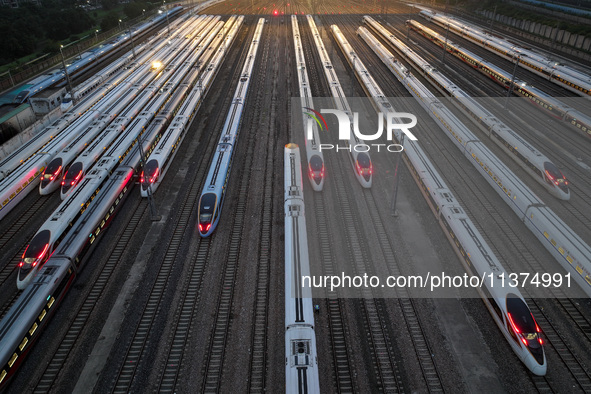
[506,294,536,334]
[305,152,323,170]
[22,230,51,267]
[544,162,566,186]
[199,193,216,224]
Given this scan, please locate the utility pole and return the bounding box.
[441,23,450,64]
[138,131,161,222]
[504,55,520,109]
[391,134,404,216]
[128,24,136,58]
[489,4,497,29]
[60,45,76,105]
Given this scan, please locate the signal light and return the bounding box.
[18,262,23,267]
[273,9,278,15]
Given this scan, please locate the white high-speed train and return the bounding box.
[307,15,373,188]
[196,18,265,237]
[351,26,547,375]
[291,16,325,191]
[359,20,591,298]
[284,143,321,393]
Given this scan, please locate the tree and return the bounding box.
[102,0,118,10]
[101,11,120,31]
[124,2,144,19]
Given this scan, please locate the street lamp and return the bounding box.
[128,25,136,58]
[142,8,145,17]
[95,29,99,40]
[118,19,122,32]
[505,54,521,108]
[59,45,76,106]
[163,1,170,36]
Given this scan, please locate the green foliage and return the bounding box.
[0,1,95,64]
[102,0,118,10]
[124,1,146,19]
[100,10,120,31]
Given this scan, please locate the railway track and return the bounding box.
[311,193,356,392]
[199,17,273,393]
[33,199,149,390]
[247,16,289,392]
[410,103,591,391]
[333,15,591,392]
[305,16,446,391]
[107,19,254,392]
[300,17,404,392]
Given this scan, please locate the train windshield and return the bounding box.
[63,162,83,187]
[14,90,29,103]
[42,158,63,183]
[309,155,323,171]
[141,160,159,190]
[357,153,371,169]
[544,162,568,192]
[22,230,51,267]
[199,193,216,224]
[507,295,536,334]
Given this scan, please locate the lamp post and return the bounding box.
[118,19,122,32]
[137,131,161,222]
[505,55,520,109]
[128,24,136,58]
[142,8,145,17]
[441,22,450,64]
[59,45,76,105]
[95,29,99,41]
[165,4,170,37]
[391,134,404,216]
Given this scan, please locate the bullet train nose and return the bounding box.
[40,158,63,195]
[527,358,547,376]
[198,222,212,236]
[61,163,84,199]
[141,160,160,191]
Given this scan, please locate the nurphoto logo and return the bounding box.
[304,107,418,152]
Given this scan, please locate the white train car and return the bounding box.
[141,16,244,196]
[419,10,591,97]
[359,24,591,297]
[353,27,549,375]
[307,15,373,188]
[0,74,184,387]
[364,16,569,200]
[284,143,321,393]
[291,16,325,191]
[61,16,215,199]
[404,18,591,139]
[196,18,264,237]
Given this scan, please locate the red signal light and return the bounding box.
[273,9,278,15]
